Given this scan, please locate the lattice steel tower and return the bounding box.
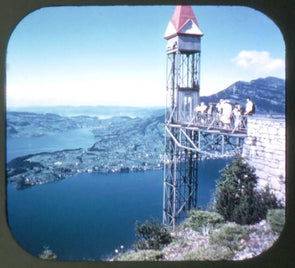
[163,6,204,228]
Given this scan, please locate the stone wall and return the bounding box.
[242,115,286,204]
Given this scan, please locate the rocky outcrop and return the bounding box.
[242,116,286,204]
[113,220,279,261]
[162,220,278,261]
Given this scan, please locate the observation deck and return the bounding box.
[165,111,248,158]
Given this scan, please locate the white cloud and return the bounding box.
[231,50,285,73]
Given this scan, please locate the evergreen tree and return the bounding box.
[215,155,264,225]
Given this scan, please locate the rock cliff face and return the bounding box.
[242,116,285,204]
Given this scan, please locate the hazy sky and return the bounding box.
[6,5,285,108]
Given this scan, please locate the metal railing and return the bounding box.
[169,111,248,133]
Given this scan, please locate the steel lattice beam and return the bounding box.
[165,124,246,158]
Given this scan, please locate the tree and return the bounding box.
[215,155,280,225]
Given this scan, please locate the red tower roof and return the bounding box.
[164,5,203,39]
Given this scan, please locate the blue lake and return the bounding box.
[6,129,230,260]
[7,170,164,260]
[6,128,97,162]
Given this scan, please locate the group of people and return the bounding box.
[194,97,255,130]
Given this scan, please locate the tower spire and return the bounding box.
[164,5,203,39]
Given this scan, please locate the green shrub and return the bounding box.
[114,250,163,261]
[186,210,225,232]
[134,218,172,251]
[259,186,283,219]
[215,155,281,225]
[183,244,233,261]
[267,209,285,233]
[209,224,248,253]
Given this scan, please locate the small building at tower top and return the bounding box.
[164,6,203,123]
[164,5,203,53]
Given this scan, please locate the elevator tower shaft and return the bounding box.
[163,6,204,228]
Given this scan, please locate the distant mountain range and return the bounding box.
[201,77,285,115]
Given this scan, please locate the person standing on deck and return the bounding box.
[245,97,255,115]
[221,100,233,129]
[233,103,244,130]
